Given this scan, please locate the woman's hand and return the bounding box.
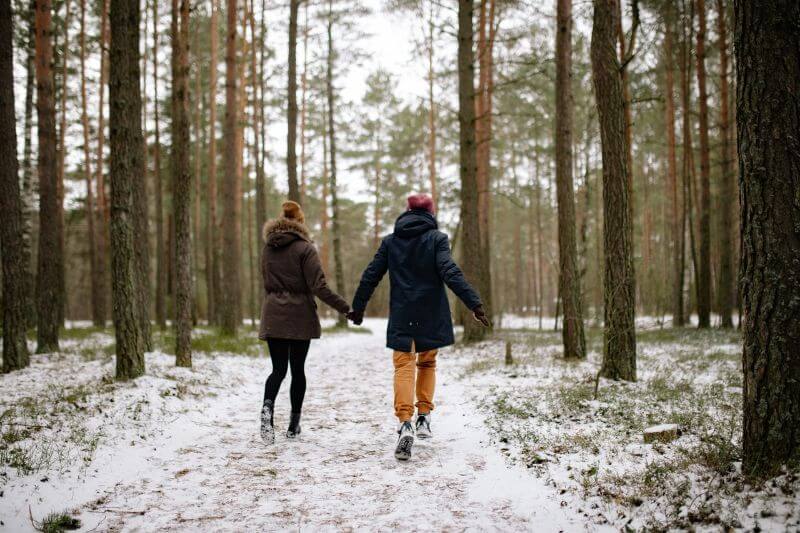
[346,309,364,325]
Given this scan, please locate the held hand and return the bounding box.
[346,309,364,325]
[472,305,491,327]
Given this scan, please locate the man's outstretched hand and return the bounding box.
[472,305,491,327]
[346,309,364,325]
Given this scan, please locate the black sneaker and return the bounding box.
[395,421,415,461]
[286,412,301,439]
[415,413,432,439]
[260,400,275,444]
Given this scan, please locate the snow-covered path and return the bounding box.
[3,320,590,531]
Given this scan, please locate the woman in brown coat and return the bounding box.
[258,201,350,444]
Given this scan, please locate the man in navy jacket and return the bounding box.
[348,194,489,460]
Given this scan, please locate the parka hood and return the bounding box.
[393,210,438,239]
[262,217,311,248]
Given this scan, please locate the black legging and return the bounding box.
[263,338,311,413]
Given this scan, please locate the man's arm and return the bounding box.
[351,238,389,312]
[434,233,482,311]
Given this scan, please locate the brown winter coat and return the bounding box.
[258,218,349,340]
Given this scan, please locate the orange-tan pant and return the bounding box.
[393,348,438,422]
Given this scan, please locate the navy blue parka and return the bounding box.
[352,210,482,352]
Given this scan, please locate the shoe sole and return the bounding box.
[395,435,414,461]
[417,432,432,439]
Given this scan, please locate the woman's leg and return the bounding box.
[288,340,311,413]
[263,338,290,405]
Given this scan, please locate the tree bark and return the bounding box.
[457,0,484,342]
[109,0,146,379]
[0,0,30,372]
[737,0,800,476]
[55,0,70,327]
[286,0,300,203]
[426,0,437,211]
[220,0,241,335]
[34,0,63,353]
[591,0,636,381]
[715,0,735,328]
[662,4,683,327]
[326,0,346,328]
[298,0,308,205]
[21,1,36,329]
[555,0,586,359]
[206,0,219,325]
[95,0,110,327]
[249,0,265,294]
[171,0,192,364]
[694,0,711,328]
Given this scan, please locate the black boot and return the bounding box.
[286,412,302,439]
[260,399,275,444]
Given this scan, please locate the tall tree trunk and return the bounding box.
[555,0,586,359]
[715,0,734,328]
[615,0,638,232]
[171,0,192,364]
[320,112,330,276]
[662,4,683,327]
[193,32,203,321]
[426,0,437,211]
[1,0,30,372]
[56,0,70,326]
[79,0,101,327]
[34,0,62,353]
[21,2,36,329]
[109,0,146,379]
[591,0,636,381]
[205,0,219,325]
[326,0,346,328]
[95,0,110,327]
[249,0,265,294]
[151,0,166,328]
[298,0,308,205]
[679,0,696,322]
[220,0,241,335]
[694,0,711,328]
[457,0,484,342]
[737,0,800,476]
[286,0,300,202]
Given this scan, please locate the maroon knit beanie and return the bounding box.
[407,193,435,214]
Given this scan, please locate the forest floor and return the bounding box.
[0,317,798,531]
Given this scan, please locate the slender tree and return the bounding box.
[457,0,485,342]
[95,0,110,325]
[109,0,146,379]
[55,0,70,327]
[286,0,300,202]
[34,0,63,353]
[425,0,437,211]
[326,0,346,328]
[21,0,36,329]
[1,0,31,372]
[220,0,241,335]
[205,0,219,324]
[694,0,711,328]
[737,0,800,476]
[171,0,192,363]
[715,0,734,328]
[591,0,636,381]
[554,0,586,359]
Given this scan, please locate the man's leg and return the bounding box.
[393,351,416,422]
[415,350,438,415]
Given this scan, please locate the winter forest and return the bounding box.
[1,0,799,528]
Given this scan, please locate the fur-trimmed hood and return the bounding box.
[262,217,311,248]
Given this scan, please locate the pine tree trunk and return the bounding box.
[694,0,711,328]
[171,0,192,364]
[21,2,36,329]
[286,0,300,203]
[326,0,346,328]
[55,0,70,327]
[95,0,110,327]
[679,0,696,323]
[109,0,146,379]
[591,0,636,381]
[206,0,219,325]
[34,0,62,353]
[0,0,30,372]
[715,0,734,329]
[320,116,330,276]
[426,0,437,211]
[79,0,101,327]
[737,0,800,476]
[298,1,308,206]
[662,4,683,327]
[457,0,484,342]
[555,0,586,359]
[220,0,241,335]
[249,0,265,295]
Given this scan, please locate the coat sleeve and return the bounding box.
[352,238,389,312]
[435,233,482,311]
[301,244,350,314]
[260,244,269,293]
